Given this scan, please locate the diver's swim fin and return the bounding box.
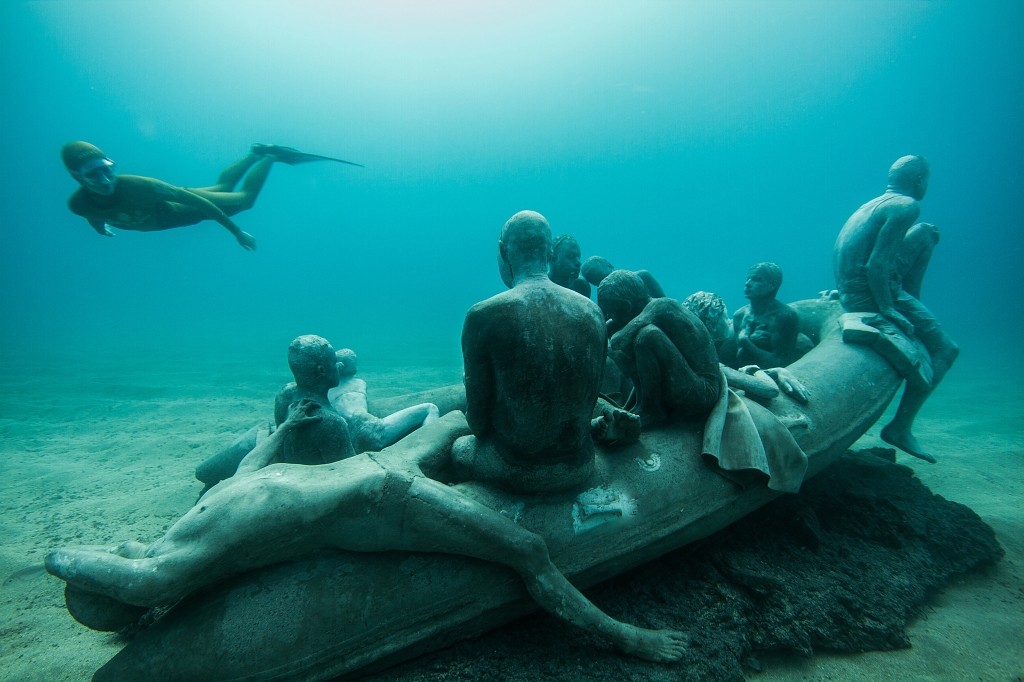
[251,143,364,167]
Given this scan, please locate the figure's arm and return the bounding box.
[69,195,115,236]
[461,309,494,436]
[866,203,918,334]
[166,186,257,250]
[764,366,810,403]
[608,302,660,363]
[722,365,780,401]
[236,400,323,474]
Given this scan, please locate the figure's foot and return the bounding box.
[593,407,641,446]
[881,424,936,463]
[617,625,688,662]
[45,544,151,600]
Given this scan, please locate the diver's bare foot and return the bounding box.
[618,625,687,662]
[881,424,936,463]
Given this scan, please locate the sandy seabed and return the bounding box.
[0,349,1020,682]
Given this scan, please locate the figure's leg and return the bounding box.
[188,156,274,217]
[634,326,717,424]
[395,476,686,662]
[195,153,262,192]
[897,223,939,299]
[881,294,959,462]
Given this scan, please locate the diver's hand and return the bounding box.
[236,230,257,250]
[765,367,810,403]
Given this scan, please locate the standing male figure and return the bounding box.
[833,155,959,462]
[455,211,608,493]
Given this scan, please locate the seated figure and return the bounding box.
[833,154,958,462]
[195,336,437,494]
[733,262,802,368]
[597,270,721,427]
[548,234,591,297]
[46,408,686,662]
[273,335,356,466]
[454,211,628,493]
[328,348,440,452]
[683,291,809,403]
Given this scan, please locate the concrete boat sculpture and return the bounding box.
[77,298,916,681]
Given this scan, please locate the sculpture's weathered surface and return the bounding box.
[733,262,802,368]
[46,410,687,663]
[548,233,591,297]
[597,270,721,427]
[272,335,356,465]
[48,295,916,682]
[455,211,608,493]
[581,255,666,300]
[833,155,959,462]
[195,338,439,493]
[328,348,440,453]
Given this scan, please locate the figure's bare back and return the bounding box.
[472,282,605,460]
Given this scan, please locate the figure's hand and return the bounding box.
[236,230,257,250]
[765,367,810,403]
[285,399,324,427]
[750,328,772,349]
[738,364,762,375]
[883,309,914,336]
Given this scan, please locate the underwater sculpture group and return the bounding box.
[45,156,958,680]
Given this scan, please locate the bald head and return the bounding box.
[499,210,553,279]
[287,335,339,389]
[581,256,615,286]
[598,269,651,323]
[887,155,930,200]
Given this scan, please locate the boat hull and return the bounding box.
[93,299,902,681]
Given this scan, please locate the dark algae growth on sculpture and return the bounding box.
[2,2,1023,681]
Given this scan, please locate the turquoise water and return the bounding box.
[1,5,1023,678]
[2,1,1021,369]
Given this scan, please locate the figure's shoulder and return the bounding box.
[774,299,799,318]
[878,193,920,218]
[336,377,367,394]
[275,382,300,401]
